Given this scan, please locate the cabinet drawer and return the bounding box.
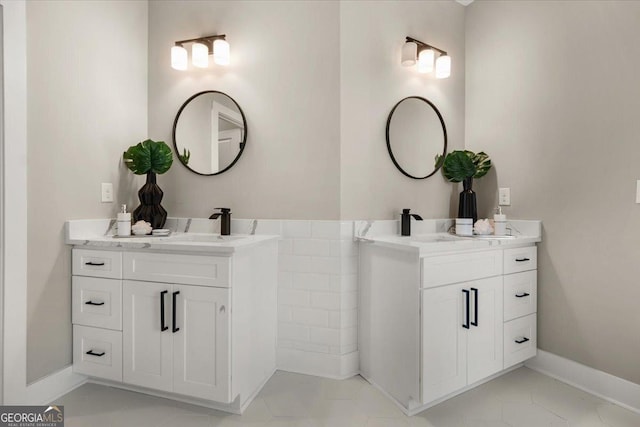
[72,277,122,330]
[73,325,122,382]
[123,252,230,287]
[504,314,537,368]
[73,249,122,279]
[504,271,537,321]
[504,246,537,275]
[422,250,503,288]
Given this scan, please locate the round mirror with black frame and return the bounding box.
[172,90,247,176]
[386,96,447,179]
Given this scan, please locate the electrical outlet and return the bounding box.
[101,183,113,203]
[499,187,511,206]
[636,180,640,204]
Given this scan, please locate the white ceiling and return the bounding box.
[456,0,474,6]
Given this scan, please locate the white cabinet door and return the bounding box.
[421,283,468,403]
[467,277,504,384]
[123,280,173,392]
[172,285,231,402]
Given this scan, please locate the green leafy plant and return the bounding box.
[435,150,492,182]
[123,139,173,175]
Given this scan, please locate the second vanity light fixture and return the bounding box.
[171,34,230,70]
[401,36,451,79]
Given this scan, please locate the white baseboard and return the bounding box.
[26,366,87,405]
[277,349,359,380]
[525,349,640,414]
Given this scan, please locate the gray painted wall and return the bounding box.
[26,0,148,382]
[466,0,640,384]
[148,0,342,220]
[340,0,466,220]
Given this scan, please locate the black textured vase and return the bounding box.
[133,172,167,229]
[458,177,477,224]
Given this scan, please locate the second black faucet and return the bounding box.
[209,208,232,235]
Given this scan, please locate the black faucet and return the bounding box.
[209,208,231,236]
[401,208,423,236]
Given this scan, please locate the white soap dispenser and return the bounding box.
[117,204,132,237]
[494,206,507,236]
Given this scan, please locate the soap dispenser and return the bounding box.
[494,206,507,236]
[117,204,131,237]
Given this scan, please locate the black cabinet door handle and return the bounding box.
[515,258,530,262]
[470,287,479,327]
[160,290,168,332]
[172,291,180,333]
[85,300,105,306]
[515,337,530,344]
[462,289,470,329]
[86,350,105,357]
[84,261,105,266]
[515,292,530,298]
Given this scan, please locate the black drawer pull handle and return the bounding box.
[515,292,530,298]
[85,301,105,306]
[86,350,105,357]
[462,289,470,329]
[85,261,105,266]
[515,337,530,344]
[172,291,180,333]
[160,290,168,332]
[515,258,530,262]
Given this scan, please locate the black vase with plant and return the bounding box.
[435,150,492,224]
[123,139,173,229]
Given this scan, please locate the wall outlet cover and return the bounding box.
[101,183,113,203]
[499,187,511,206]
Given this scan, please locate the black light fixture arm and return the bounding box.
[405,36,447,56]
[174,34,226,49]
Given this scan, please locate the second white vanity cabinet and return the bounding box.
[359,238,539,415]
[422,275,503,403]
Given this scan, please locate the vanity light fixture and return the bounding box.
[171,34,230,70]
[402,36,450,79]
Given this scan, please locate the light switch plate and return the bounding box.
[636,180,640,204]
[499,187,511,206]
[101,183,113,203]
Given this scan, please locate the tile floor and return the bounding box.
[54,367,640,427]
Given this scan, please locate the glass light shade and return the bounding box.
[192,42,209,68]
[417,49,435,74]
[401,42,417,67]
[435,54,451,79]
[213,39,230,66]
[171,45,188,71]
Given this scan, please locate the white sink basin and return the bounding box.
[169,233,248,243]
[471,234,517,240]
[411,234,464,243]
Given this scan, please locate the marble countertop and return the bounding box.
[358,220,542,256]
[66,220,279,255]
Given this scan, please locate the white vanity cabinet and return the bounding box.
[421,275,503,403]
[359,241,538,415]
[122,280,230,402]
[71,239,278,413]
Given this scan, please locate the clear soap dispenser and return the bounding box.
[117,204,132,237]
[494,206,507,236]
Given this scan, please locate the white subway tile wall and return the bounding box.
[277,220,358,358]
[232,219,359,362]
